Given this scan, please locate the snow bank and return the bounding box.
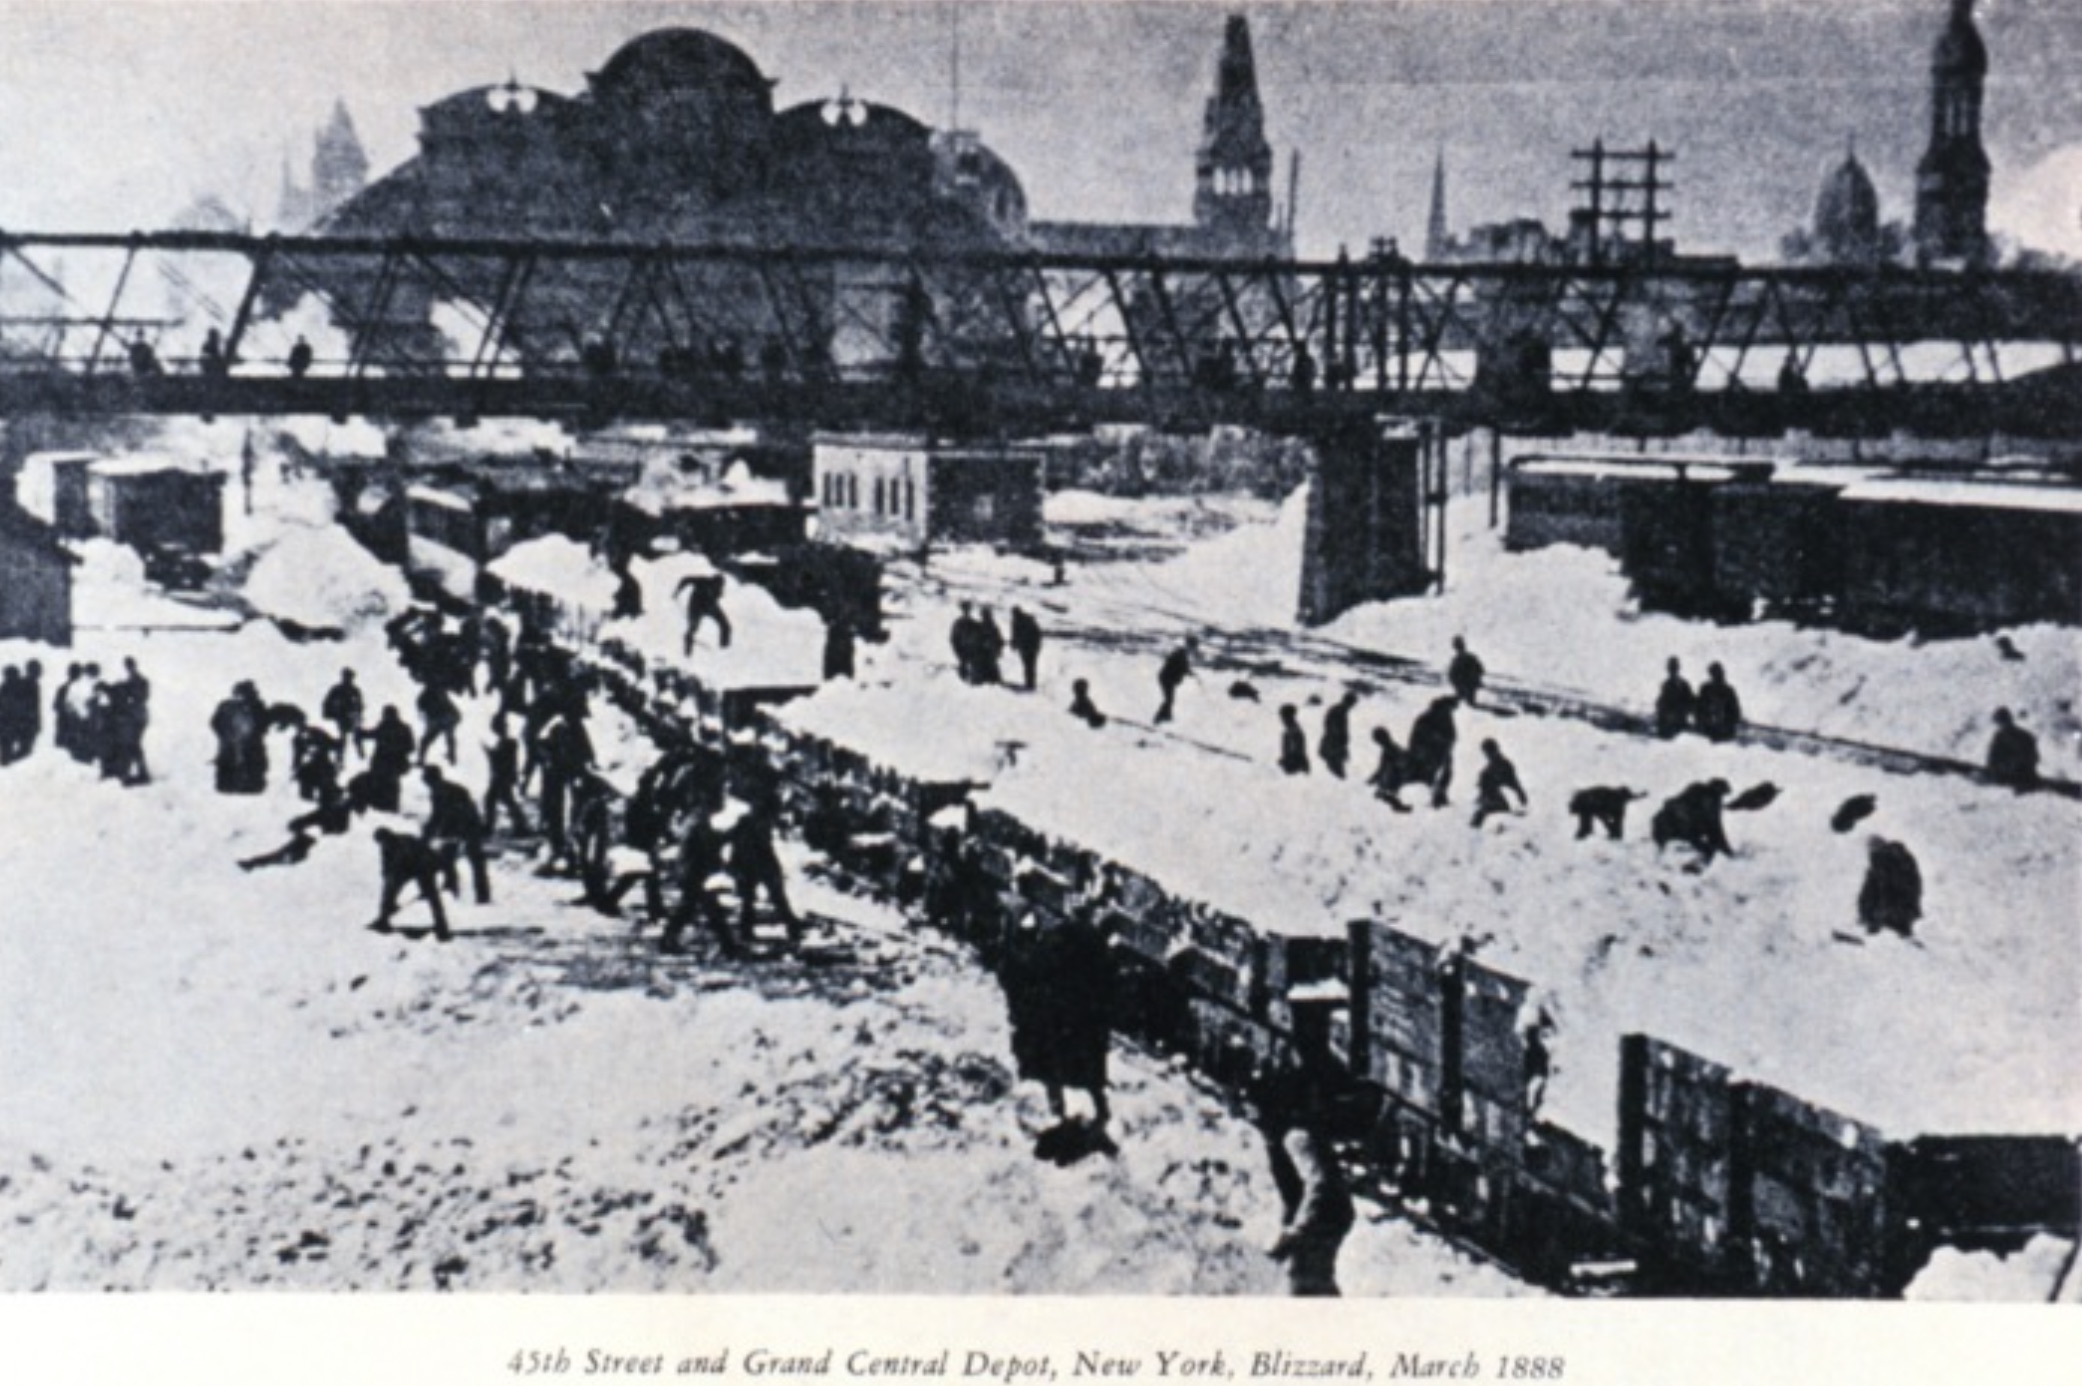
[488,534,618,610]
[70,538,237,631]
[241,523,411,632]
[1136,481,1309,627]
[600,554,823,691]
[1906,1234,2075,1302]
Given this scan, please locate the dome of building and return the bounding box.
[1932,0,1987,78]
[1813,147,1880,261]
[591,28,771,105]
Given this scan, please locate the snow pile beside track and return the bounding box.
[242,523,411,633]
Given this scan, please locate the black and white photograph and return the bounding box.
[0,0,2076,1375]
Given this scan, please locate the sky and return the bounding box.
[0,0,2078,261]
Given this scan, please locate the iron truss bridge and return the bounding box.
[1,230,2078,437]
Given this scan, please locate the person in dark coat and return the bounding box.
[106,658,151,785]
[1654,657,1694,739]
[1155,637,1198,724]
[1568,786,1645,840]
[239,772,374,871]
[61,663,104,766]
[1652,779,1735,863]
[660,812,738,957]
[415,682,461,766]
[1405,696,1459,808]
[1002,906,1116,1131]
[534,703,596,873]
[1009,606,1043,691]
[363,705,416,813]
[209,681,270,795]
[674,572,732,653]
[972,607,1006,685]
[1069,679,1107,729]
[1470,738,1528,827]
[481,714,529,835]
[322,668,365,759]
[52,663,84,761]
[422,765,491,906]
[369,827,452,941]
[610,561,644,620]
[1985,708,2040,792]
[1366,727,1411,811]
[1251,1059,1355,1297]
[1278,704,1310,775]
[18,659,41,761]
[1857,837,1923,939]
[291,724,342,804]
[1693,662,1742,743]
[1318,691,1357,779]
[949,601,980,683]
[0,667,25,765]
[1447,636,1486,707]
[728,801,801,945]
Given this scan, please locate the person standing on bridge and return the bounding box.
[1318,690,1358,779]
[1155,637,1199,725]
[1278,705,1311,775]
[1693,662,1743,743]
[287,336,314,379]
[1654,657,1694,739]
[1010,606,1044,692]
[1447,636,1486,707]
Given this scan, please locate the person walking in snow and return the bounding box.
[0,667,27,765]
[1857,836,1923,939]
[728,799,802,947]
[1250,1054,1354,1297]
[1693,662,1743,743]
[1568,785,1645,840]
[422,765,491,906]
[1447,636,1486,707]
[1985,708,2041,792]
[62,663,104,767]
[104,658,151,786]
[1654,657,1694,739]
[674,571,732,653]
[481,714,529,835]
[17,659,41,761]
[1405,696,1459,808]
[363,705,416,813]
[1318,691,1358,779]
[322,667,365,759]
[1278,704,1311,775]
[660,811,739,958]
[1001,903,1116,1137]
[949,601,981,684]
[1010,606,1043,691]
[822,615,856,682]
[1470,738,1528,827]
[1155,637,1199,724]
[415,682,461,767]
[534,700,596,874]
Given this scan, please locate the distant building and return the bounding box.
[1031,14,1293,260]
[0,504,76,646]
[1793,142,1889,268]
[1913,0,1991,266]
[279,100,371,232]
[812,435,1042,550]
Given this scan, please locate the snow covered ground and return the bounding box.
[0,549,1519,1295]
[799,485,2080,1160]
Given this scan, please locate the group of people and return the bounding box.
[0,657,152,784]
[947,602,1045,691]
[1654,657,1744,742]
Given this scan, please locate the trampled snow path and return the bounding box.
[0,619,1522,1295]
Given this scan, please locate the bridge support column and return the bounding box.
[1296,416,1434,627]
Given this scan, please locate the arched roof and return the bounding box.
[592,28,771,101]
[420,83,573,123]
[1814,150,1879,239]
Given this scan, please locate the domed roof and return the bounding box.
[1932,0,1987,78]
[593,28,771,101]
[1815,149,1879,235]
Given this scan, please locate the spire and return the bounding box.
[311,98,371,217]
[1425,149,1450,261]
[1915,0,1990,264]
[1193,14,1276,250]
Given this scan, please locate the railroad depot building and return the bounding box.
[811,434,1043,551]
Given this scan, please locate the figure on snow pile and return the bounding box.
[210,680,270,795]
[1652,779,1735,864]
[1447,636,1486,707]
[1857,836,1923,940]
[363,705,416,813]
[1009,606,1043,692]
[1568,786,1645,840]
[1653,657,1693,739]
[675,571,732,653]
[369,826,452,941]
[422,765,491,906]
[1693,662,1743,743]
[1985,708,2040,792]
[1318,691,1358,779]
[1155,637,1199,725]
[1469,738,1528,828]
[1366,727,1412,812]
[1405,697,1459,809]
[1278,704,1310,775]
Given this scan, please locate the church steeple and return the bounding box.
[312,100,371,216]
[1192,14,1276,251]
[1425,149,1450,261]
[1913,0,1991,265]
